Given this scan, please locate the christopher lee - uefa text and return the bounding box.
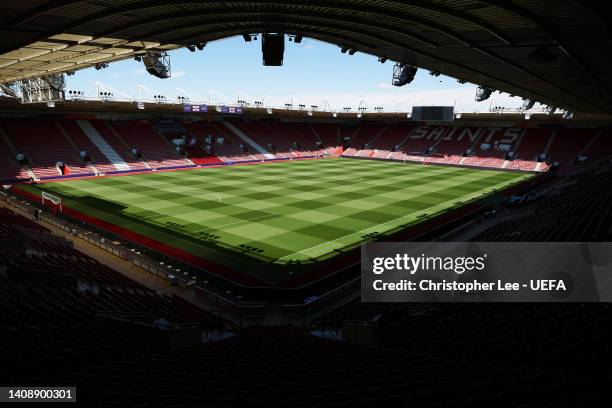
[370,253,567,293]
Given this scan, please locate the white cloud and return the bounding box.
[134,68,146,75]
[172,70,186,78]
[377,83,393,89]
[303,44,313,49]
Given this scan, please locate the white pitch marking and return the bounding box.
[276,177,522,261]
[193,213,276,233]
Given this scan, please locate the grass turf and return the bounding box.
[22,159,531,283]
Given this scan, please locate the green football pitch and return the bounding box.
[21,159,531,283]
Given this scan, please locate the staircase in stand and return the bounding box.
[222,122,275,159]
[76,120,131,171]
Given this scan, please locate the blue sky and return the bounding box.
[67,36,526,112]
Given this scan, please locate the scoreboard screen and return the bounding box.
[411,106,455,122]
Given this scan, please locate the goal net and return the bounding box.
[41,191,62,213]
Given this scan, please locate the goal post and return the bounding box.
[41,191,62,213]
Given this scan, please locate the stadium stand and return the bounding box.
[231,120,291,159]
[1,205,232,387]
[472,166,612,242]
[546,128,596,170]
[184,121,260,163]
[1,319,604,406]
[0,136,30,183]
[310,123,342,154]
[1,119,94,179]
[56,119,118,174]
[82,120,149,172]
[109,121,194,169]
[0,207,227,326]
[1,118,608,184]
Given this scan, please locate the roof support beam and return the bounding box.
[5,0,513,51]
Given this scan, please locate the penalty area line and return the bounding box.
[192,213,277,234]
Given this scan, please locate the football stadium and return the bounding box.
[1,1,611,406]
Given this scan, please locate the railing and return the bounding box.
[0,190,253,314]
[282,276,361,316]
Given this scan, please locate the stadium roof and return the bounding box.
[1,1,611,114]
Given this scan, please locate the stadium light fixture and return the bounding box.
[563,111,574,120]
[378,57,388,64]
[266,108,273,115]
[332,112,338,118]
[307,110,313,116]
[68,90,84,98]
[348,49,356,55]
[187,45,196,52]
[294,34,303,44]
[340,46,348,54]
[242,34,252,42]
[393,63,418,87]
[143,52,171,79]
[196,42,206,51]
[457,79,467,84]
[524,113,532,120]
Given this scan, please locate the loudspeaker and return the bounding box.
[262,33,285,66]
